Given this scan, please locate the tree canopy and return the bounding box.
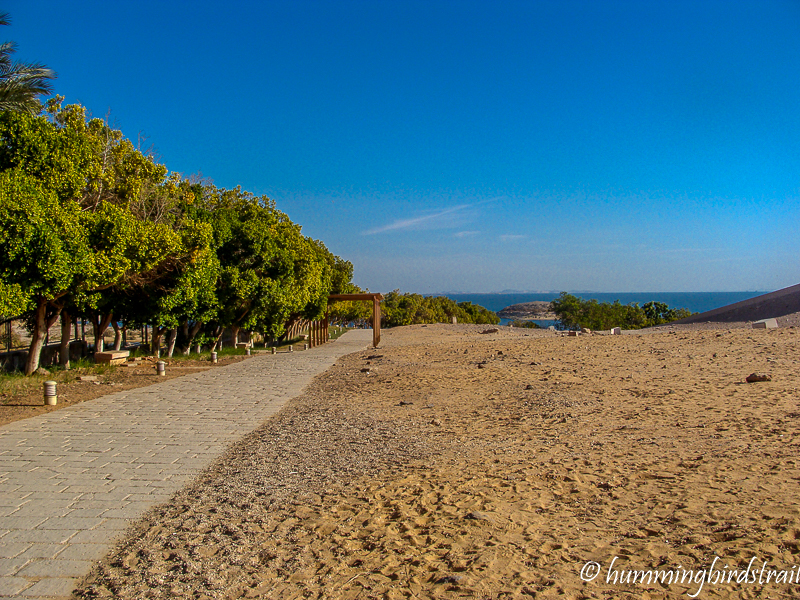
[0,98,357,373]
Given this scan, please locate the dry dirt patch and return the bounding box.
[0,355,248,427]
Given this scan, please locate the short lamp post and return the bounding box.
[43,381,57,405]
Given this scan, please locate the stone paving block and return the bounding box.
[98,506,146,519]
[13,544,65,561]
[66,499,124,511]
[64,530,116,545]
[61,508,108,519]
[73,489,130,501]
[0,493,27,506]
[1,530,78,545]
[35,517,105,531]
[0,483,68,494]
[16,559,93,577]
[0,543,30,559]
[0,575,31,596]
[20,576,78,597]
[120,493,162,503]
[17,493,76,502]
[2,516,49,530]
[53,543,107,562]
[9,504,74,519]
[0,558,30,577]
[92,518,132,532]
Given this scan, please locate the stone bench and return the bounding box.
[94,350,130,365]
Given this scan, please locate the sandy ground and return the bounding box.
[74,323,800,599]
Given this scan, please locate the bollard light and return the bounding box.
[43,380,57,405]
[211,351,218,363]
[304,343,308,350]
[156,360,166,376]
[271,347,276,355]
[246,347,251,356]
[289,345,293,352]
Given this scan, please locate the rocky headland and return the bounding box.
[497,300,556,320]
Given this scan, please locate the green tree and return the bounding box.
[551,292,692,330]
[0,12,55,114]
[379,291,499,327]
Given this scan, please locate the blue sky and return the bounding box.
[5,0,799,293]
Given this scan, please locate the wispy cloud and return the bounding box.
[454,230,480,238]
[499,234,526,242]
[362,204,469,235]
[362,198,501,236]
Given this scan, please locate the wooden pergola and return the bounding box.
[328,293,384,348]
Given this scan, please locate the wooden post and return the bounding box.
[373,297,381,348]
[327,293,383,348]
[324,313,329,342]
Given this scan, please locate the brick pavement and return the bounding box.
[0,330,372,599]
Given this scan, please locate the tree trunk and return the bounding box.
[151,326,165,358]
[112,321,122,351]
[59,309,71,369]
[91,320,102,353]
[231,325,240,348]
[166,328,178,358]
[24,300,48,375]
[91,312,114,353]
[212,326,224,351]
[179,322,190,355]
[181,321,203,355]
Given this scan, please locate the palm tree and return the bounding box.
[0,12,55,114]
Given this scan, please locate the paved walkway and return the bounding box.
[0,330,372,599]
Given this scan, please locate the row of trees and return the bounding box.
[550,292,693,330]
[380,291,499,327]
[0,98,356,374]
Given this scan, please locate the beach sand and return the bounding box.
[75,323,800,599]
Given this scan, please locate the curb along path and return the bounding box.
[0,330,373,599]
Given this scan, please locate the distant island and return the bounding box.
[497,301,557,321]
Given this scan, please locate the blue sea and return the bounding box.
[441,291,770,326]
